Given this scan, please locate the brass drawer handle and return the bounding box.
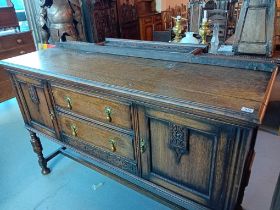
[104,107,112,122]
[140,138,146,153]
[70,124,78,137]
[65,96,72,110]
[17,39,23,44]
[109,139,116,152]
[49,111,55,120]
[19,50,26,55]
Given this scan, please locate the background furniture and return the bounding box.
[0,40,277,210]
[118,1,139,39]
[0,0,19,31]
[0,31,36,102]
[207,9,228,43]
[0,2,35,103]
[233,0,276,57]
[139,13,162,41]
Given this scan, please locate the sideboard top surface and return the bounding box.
[0,47,277,125]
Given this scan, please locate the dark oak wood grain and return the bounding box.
[57,113,135,160]
[52,85,132,130]
[0,41,277,210]
[1,47,276,124]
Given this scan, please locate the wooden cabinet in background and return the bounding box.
[0,31,36,102]
[0,5,19,30]
[139,13,162,41]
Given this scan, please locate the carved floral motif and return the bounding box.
[169,123,189,164]
[28,85,39,105]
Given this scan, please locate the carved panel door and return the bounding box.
[12,74,57,137]
[138,108,236,209]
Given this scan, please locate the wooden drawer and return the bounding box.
[0,31,34,51]
[52,86,132,130]
[58,114,135,160]
[0,44,36,60]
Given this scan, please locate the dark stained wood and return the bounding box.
[0,32,35,51]
[1,47,276,124]
[0,41,278,210]
[140,108,236,209]
[29,131,51,175]
[52,85,132,130]
[57,113,135,160]
[117,1,139,40]
[56,40,275,72]
[139,13,162,41]
[0,6,19,29]
[0,31,36,102]
[86,0,120,42]
[12,73,58,138]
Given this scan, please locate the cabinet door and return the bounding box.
[12,74,57,137]
[139,16,153,41]
[139,108,236,209]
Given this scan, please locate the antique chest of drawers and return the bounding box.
[0,40,278,210]
[0,31,36,102]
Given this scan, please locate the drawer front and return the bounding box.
[52,86,132,130]
[0,31,34,51]
[0,44,36,60]
[58,114,135,160]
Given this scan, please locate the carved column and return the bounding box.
[29,131,50,175]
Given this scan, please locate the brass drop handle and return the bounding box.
[49,111,55,120]
[70,124,78,137]
[140,138,146,153]
[104,107,112,122]
[65,96,72,110]
[109,139,116,152]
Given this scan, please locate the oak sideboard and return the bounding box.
[0,40,278,210]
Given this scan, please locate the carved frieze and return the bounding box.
[61,135,138,175]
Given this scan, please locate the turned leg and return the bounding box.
[29,131,50,175]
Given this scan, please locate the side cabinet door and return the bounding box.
[139,108,236,209]
[12,73,57,137]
